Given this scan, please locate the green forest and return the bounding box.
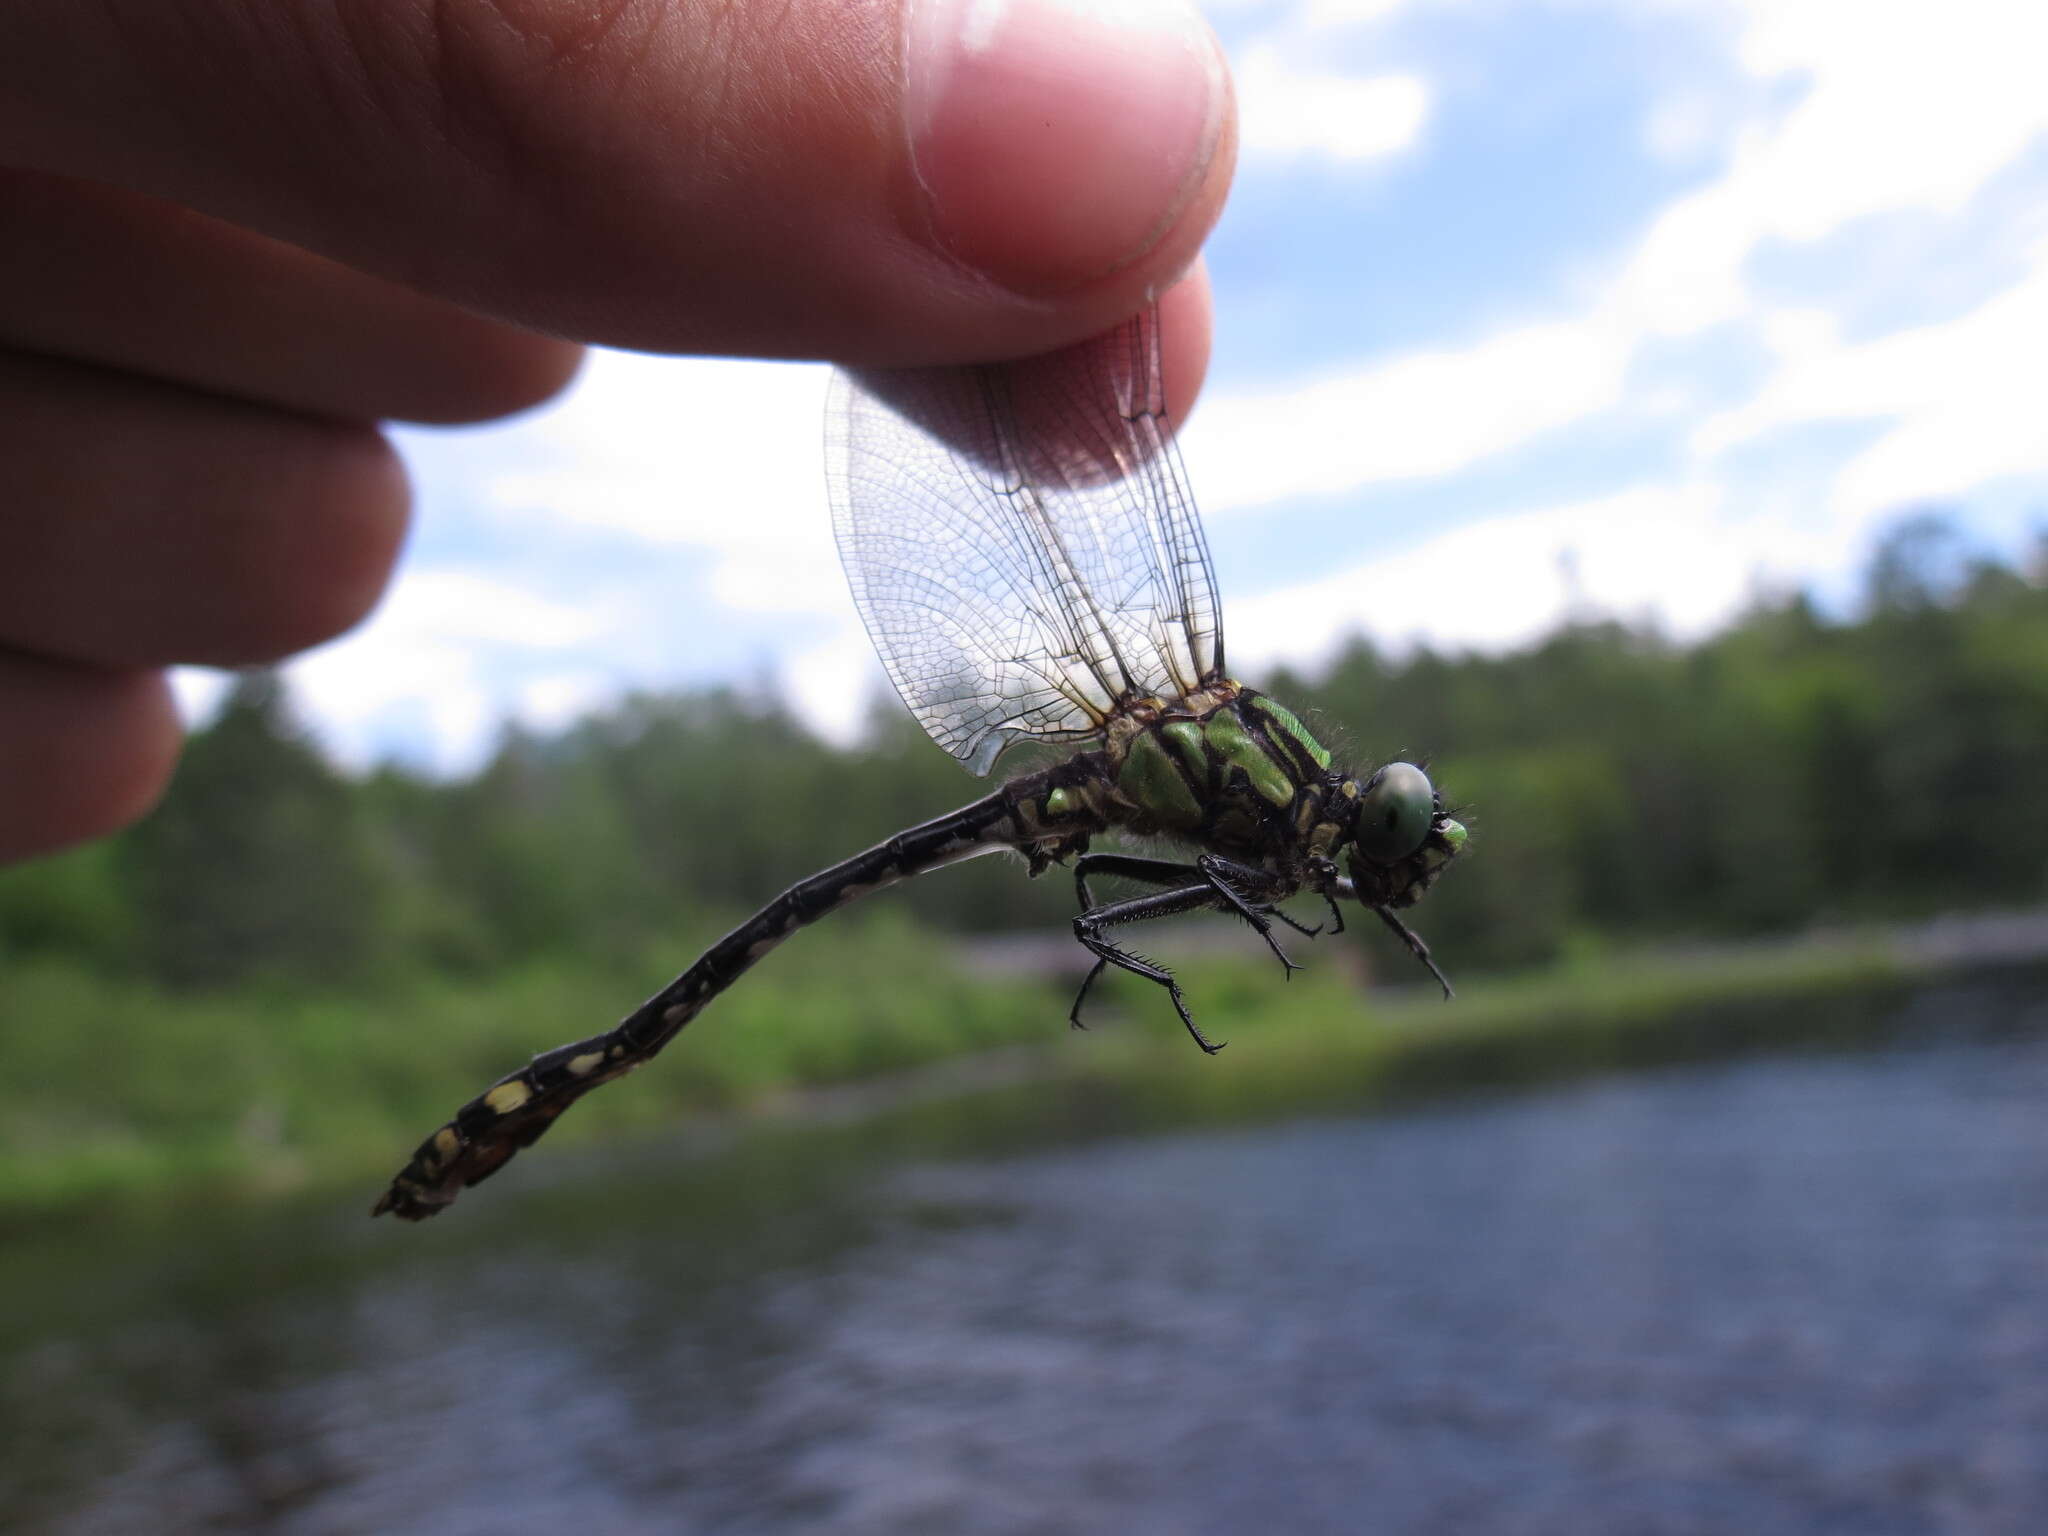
[3,513,2045,1215]
[8,512,2045,984]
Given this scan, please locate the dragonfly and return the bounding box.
[375,302,1466,1220]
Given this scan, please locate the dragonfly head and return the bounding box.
[1339,761,1467,911]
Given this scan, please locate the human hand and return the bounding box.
[0,0,1235,862]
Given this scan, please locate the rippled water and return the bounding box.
[9,979,2048,1534]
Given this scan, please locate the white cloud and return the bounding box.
[281,571,608,770]
[1192,0,2048,579]
[1300,0,1413,25]
[490,352,832,541]
[167,667,230,729]
[517,670,617,734]
[1186,319,1629,510]
[1209,0,2048,674]
[174,570,613,770]
[374,570,604,651]
[1200,0,1415,27]
[1696,253,2048,523]
[1225,479,1840,673]
[1617,0,2048,337]
[782,624,893,750]
[486,350,848,611]
[1644,89,1734,166]
[1236,44,1430,162]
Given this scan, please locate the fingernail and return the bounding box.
[904,0,1228,296]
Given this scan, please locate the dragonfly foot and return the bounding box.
[1321,891,1347,937]
[1375,905,1455,999]
[1164,981,1225,1054]
[1067,957,1109,1031]
[1232,911,1298,976]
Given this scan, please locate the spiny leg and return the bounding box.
[1070,881,1232,1053]
[1074,851,1304,978]
[1258,902,1326,940]
[1325,875,1449,995]
[1374,905,1455,999]
[1257,887,1349,939]
[1067,957,1109,1032]
[1249,858,1347,938]
[1073,852,1211,909]
[1320,891,1347,935]
[1192,854,1303,976]
[1304,858,1347,938]
[1065,863,1186,1027]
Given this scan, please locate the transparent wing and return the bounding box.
[826,304,1224,775]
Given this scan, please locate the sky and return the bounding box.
[179,0,2048,774]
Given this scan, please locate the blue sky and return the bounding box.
[179,0,2048,772]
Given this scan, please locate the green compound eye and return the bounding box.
[1355,762,1436,864]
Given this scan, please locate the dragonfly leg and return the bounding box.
[1319,891,1347,936]
[1067,957,1109,1031]
[1374,905,1455,1000]
[1255,902,1324,939]
[1073,852,1208,911]
[1070,855,1216,1041]
[1193,854,1302,977]
[1305,857,1346,937]
[1071,881,1231,1054]
[1074,851,1303,973]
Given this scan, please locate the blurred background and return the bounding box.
[6,0,2048,1530]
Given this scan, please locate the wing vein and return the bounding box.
[826,303,1225,774]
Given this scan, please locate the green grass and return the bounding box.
[0,911,2000,1227]
[0,909,1059,1224]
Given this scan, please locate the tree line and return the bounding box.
[4,513,2043,991]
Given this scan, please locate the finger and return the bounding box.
[0,0,1236,366]
[0,655,178,863]
[0,168,582,425]
[0,349,409,668]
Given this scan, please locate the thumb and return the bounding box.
[0,0,1235,364]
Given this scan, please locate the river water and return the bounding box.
[8,976,2048,1534]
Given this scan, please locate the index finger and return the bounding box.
[0,0,1235,368]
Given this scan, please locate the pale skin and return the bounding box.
[0,0,1236,862]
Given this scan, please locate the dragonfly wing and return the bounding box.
[827,304,1224,775]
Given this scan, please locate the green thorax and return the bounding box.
[1106,684,1335,848]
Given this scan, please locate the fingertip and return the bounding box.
[482,335,585,420]
[240,425,413,662]
[96,669,184,837]
[150,414,412,666]
[0,356,415,670]
[404,332,586,426]
[904,0,1235,300]
[0,661,182,864]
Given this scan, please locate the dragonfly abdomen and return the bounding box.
[374,779,1090,1219]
